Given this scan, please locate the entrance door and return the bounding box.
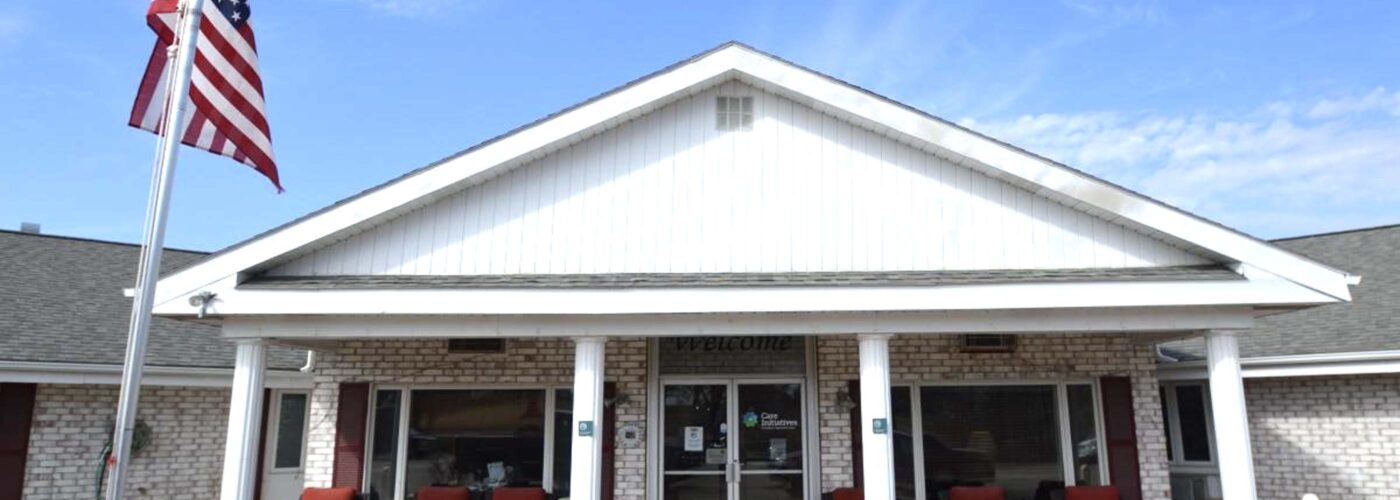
[261,390,309,500]
[662,380,806,500]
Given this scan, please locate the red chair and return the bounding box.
[417,485,471,500]
[949,486,1006,500]
[491,487,546,500]
[832,487,864,500]
[301,487,356,500]
[1065,485,1120,500]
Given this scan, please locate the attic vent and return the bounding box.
[447,339,506,354]
[960,334,1017,353]
[716,96,753,131]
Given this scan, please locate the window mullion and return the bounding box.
[909,386,926,500]
[1165,384,1185,465]
[395,389,410,500]
[543,387,556,494]
[1056,384,1076,486]
[1092,381,1110,484]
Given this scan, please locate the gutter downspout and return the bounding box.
[299,351,316,373]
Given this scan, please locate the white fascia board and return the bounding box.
[0,361,313,389]
[222,306,1253,339]
[151,44,1351,309]
[1158,350,1400,380]
[153,273,1330,317]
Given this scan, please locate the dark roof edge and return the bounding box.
[0,229,209,255]
[1272,222,1400,242]
[0,358,305,372]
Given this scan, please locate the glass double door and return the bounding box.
[662,380,806,500]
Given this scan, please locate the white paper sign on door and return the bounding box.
[683,426,704,452]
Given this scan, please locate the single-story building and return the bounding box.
[1157,224,1400,500]
[142,42,1361,500]
[7,43,1373,500]
[0,228,311,499]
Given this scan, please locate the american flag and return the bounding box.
[130,0,281,191]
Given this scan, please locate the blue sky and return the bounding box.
[1,0,1397,251]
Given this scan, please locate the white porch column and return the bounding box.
[220,339,267,500]
[858,334,895,500]
[569,337,607,500]
[1205,331,1258,500]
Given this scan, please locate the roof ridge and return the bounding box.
[0,228,209,255]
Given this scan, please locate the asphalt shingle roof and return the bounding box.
[243,265,1240,290]
[1161,224,1400,360]
[0,230,304,370]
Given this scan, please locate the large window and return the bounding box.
[366,387,574,500]
[890,382,1106,500]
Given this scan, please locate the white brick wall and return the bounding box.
[302,338,649,500]
[22,384,230,499]
[815,334,1172,499]
[1246,374,1400,500]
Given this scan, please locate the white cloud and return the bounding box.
[964,91,1400,237]
[1306,87,1400,119]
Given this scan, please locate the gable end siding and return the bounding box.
[271,81,1207,276]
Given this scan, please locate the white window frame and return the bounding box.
[362,384,575,500]
[268,390,311,472]
[1160,381,1219,473]
[891,379,1110,500]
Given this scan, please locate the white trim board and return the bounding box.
[1158,350,1400,380]
[0,361,313,388]
[221,306,1253,340]
[156,271,1326,317]
[150,43,1352,315]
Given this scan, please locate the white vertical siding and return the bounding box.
[271,81,1208,276]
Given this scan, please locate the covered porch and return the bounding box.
[210,311,1264,500]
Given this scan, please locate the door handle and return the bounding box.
[732,460,742,483]
[725,461,734,483]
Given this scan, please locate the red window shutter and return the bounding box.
[332,383,370,490]
[0,383,38,500]
[847,380,863,489]
[1100,377,1143,500]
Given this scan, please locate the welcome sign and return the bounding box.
[658,336,807,375]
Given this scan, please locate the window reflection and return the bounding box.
[367,390,402,500]
[1067,384,1102,485]
[919,385,1064,500]
[552,389,573,497]
[404,390,546,497]
[1174,385,1212,462]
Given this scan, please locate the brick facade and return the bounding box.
[1246,374,1400,500]
[22,384,230,499]
[815,333,1173,499]
[302,338,649,500]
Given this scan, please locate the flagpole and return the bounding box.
[105,0,205,498]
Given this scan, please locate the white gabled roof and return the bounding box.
[152,42,1354,312]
